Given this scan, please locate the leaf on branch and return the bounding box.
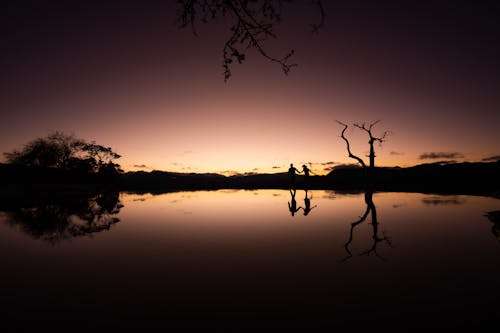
[178,0,325,81]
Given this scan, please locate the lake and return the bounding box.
[1,190,499,329]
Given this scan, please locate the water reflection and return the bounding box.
[302,190,317,216]
[288,188,302,216]
[1,191,122,244]
[421,196,466,206]
[485,210,500,241]
[0,190,499,328]
[288,189,318,216]
[343,190,393,261]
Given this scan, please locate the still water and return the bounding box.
[1,190,499,328]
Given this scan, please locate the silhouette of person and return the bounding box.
[288,188,303,216]
[301,164,313,189]
[302,190,317,216]
[288,163,300,188]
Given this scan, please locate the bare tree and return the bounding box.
[177,0,325,81]
[336,120,389,185]
[336,121,392,260]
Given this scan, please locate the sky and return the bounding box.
[1,1,499,175]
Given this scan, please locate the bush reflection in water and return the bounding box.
[1,191,122,244]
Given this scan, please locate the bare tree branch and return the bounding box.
[341,120,389,175]
[353,120,389,144]
[223,0,297,80]
[336,120,367,169]
[177,0,324,81]
[310,0,325,33]
[342,204,371,262]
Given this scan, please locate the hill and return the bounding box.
[120,161,500,195]
[1,161,499,196]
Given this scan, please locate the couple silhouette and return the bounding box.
[288,163,313,188]
[288,188,317,217]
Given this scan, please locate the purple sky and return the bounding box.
[1,1,499,174]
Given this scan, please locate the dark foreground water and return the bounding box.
[1,190,499,330]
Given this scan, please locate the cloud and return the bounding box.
[219,170,240,176]
[252,168,259,171]
[220,170,258,176]
[482,155,500,162]
[390,151,404,155]
[331,163,362,170]
[425,160,457,165]
[422,196,466,206]
[182,150,192,155]
[272,166,281,169]
[133,164,150,169]
[299,161,338,168]
[419,152,464,160]
[323,167,335,171]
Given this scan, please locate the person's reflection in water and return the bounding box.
[302,190,317,216]
[288,188,303,216]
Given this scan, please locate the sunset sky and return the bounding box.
[1,1,499,175]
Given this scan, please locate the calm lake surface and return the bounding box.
[1,190,499,328]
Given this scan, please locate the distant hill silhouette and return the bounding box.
[1,161,499,196]
[119,170,228,192]
[366,161,500,195]
[119,161,500,196]
[325,161,500,195]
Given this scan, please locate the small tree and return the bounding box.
[3,132,121,174]
[81,142,122,173]
[4,132,84,168]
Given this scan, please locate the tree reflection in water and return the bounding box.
[342,190,393,261]
[485,210,500,241]
[1,191,122,244]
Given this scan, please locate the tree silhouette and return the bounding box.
[4,132,83,169]
[336,121,389,187]
[4,132,121,175]
[336,121,392,260]
[177,0,325,81]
